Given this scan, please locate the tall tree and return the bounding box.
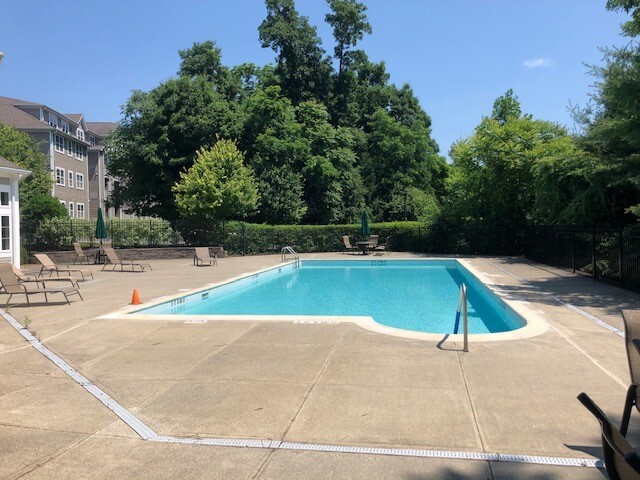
[491,89,522,125]
[258,0,332,105]
[325,0,371,76]
[573,0,640,222]
[173,139,259,221]
[448,92,591,227]
[240,86,309,223]
[362,108,445,221]
[0,125,65,221]
[107,75,239,221]
[325,0,371,126]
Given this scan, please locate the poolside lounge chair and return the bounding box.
[342,235,358,254]
[621,310,640,436]
[34,254,94,281]
[578,392,640,479]
[12,266,80,289]
[72,242,92,264]
[0,263,82,306]
[102,247,151,272]
[194,247,217,266]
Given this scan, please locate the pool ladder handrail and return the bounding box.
[456,283,469,352]
[281,246,300,267]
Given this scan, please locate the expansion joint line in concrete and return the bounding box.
[480,259,624,337]
[0,308,602,470]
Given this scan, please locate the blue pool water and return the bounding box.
[137,260,525,334]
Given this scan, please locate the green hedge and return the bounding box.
[22,217,427,254]
[175,220,426,254]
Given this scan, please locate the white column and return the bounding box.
[49,131,56,197]
[10,178,20,267]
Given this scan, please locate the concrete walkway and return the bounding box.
[1,252,639,479]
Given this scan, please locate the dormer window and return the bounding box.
[89,135,95,146]
[49,113,58,128]
[76,128,84,141]
[61,120,69,134]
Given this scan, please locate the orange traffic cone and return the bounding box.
[131,289,142,305]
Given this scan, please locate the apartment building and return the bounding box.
[86,122,119,218]
[0,96,91,219]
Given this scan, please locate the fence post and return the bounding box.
[592,225,596,280]
[619,224,624,287]
[149,218,153,246]
[556,225,560,269]
[242,222,246,256]
[571,229,576,273]
[70,219,74,244]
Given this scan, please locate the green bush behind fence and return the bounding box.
[21,218,427,254]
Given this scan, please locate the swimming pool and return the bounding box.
[135,259,526,335]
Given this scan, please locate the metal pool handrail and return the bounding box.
[281,246,300,266]
[455,283,469,352]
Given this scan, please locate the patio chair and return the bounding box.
[578,392,640,479]
[0,263,82,306]
[12,265,80,289]
[621,310,640,436]
[72,242,92,264]
[102,247,151,272]
[368,235,379,253]
[34,253,94,281]
[194,247,217,266]
[374,237,390,255]
[342,235,358,254]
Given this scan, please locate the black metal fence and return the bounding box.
[21,218,183,253]
[20,218,431,256]
[525,225,640,291]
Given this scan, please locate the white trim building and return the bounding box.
[0,156,30,267]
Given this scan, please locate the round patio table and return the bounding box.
[356,241,371,255]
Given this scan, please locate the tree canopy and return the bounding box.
[107,0,445,226]
[173,139,259,221]
[0,125,66,221]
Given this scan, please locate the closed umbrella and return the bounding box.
[95,208,108,258]
[361,210,370,237]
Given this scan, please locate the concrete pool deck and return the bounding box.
[1,252,640,478]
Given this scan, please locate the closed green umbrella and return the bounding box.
[361,210,370,236]
[95,207,108,248]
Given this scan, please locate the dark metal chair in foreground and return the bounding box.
[621,310,640,436]
[578,392,640,480]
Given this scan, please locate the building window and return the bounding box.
[49,113,58,128]
[68,202,74,218]
[75,143,83,159]
[89,135,96,146]
[67,139,73,156]
[77,129,84,141]
[77,203,85,219]
[55,167,65,186]
[0,192,8,206]
[1,216,9,251]
[76,173,84,190]
[68,170,74,188]
[61,121,69,134]
[54,134,64,153]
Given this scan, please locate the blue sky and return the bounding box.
[0,1,629,158]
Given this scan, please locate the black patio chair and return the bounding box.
[578,392,640,480]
